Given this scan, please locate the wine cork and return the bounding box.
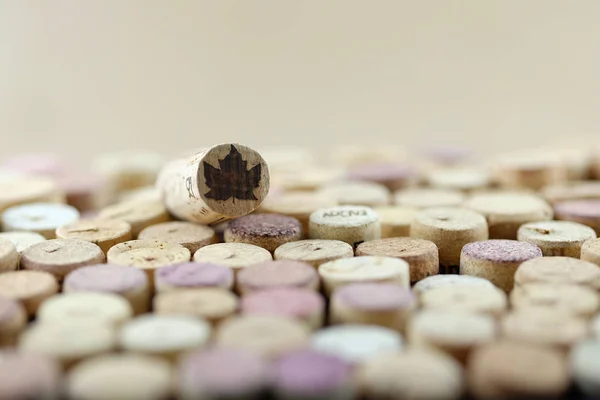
[423,145,472,166]
[467,341,569,399]
[21,239,106,281]
[58,173,107,212]
[330,283,414,332]
[492,149,567,190]
[241,287,324,330]
[0,351,62,400]
[215,315,310,358]
[554,199,600,234]
[178,347,272,400]
[0,270,58,316]
[19,321,117,369]
[394,188,466,209]
[119,315,211,361]
[0,231,46,254]
[138,221,217,253]
[2,202,80,239]
[272,167,344,192]
[0,236,18,272]
[582,238,600,267]
[331,144,406,167]
[0,296,26,346]
[420,285,508,317]
[272,350,355,400]
[237,260,319,295]
[154,288,238,326]
[542,181,600,205]
[193,243,273,273]
[410,207,488,272]
[407,310,496,364]
[67,354,173,400]
[259,191,338,232]
[346,163,418,191]
[56,218,132,254]
[460,240,542,292]
[501,309,588,351]
[37,292,133,327]
[355,238,439,283]
[155,262,234,292]
[517,220,596,258]
[97,199,170,237]
[318,256,410,296]
[426,167,492,192]
[310,324,403,364]
[514,256,600,289]
[412,275,495,298]
[1,153,68,176]
[571,340,600,398]
[106,240,191,285]
[463,192,553,239]
[225,214,303,252]
[0,175,65,213]
[372,206,417,238]
[357,349,464,400]
[510,283,600,319]
[157,143,269,224]
[309,205,381,248]
[64,264,151,315]
[315,182,390,207]
[274,239,354,269]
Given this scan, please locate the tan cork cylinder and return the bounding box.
[0,237,19,272]
[193,243,273,274]
[412,275,495,298]
[0,270,59,317]
[582,238,600,267]
[0,231,46,255]
[1,203,80,239]
[426,167,492,192]
[419,285,508,318]
[355,237,439,283]
[156,143,269,225]
[224,214,303,252]
[154,288,238,326]
[410,207,488,272]
[0,175,65,213]
[492,150,568,190]
[517,220,596,257]
[514,256,600,289]
[138,221,217,254]
[0,297,27,346]
[274,239,354,269]
[56,218,133,255]
[309,205,381,248]
[373,206,417,238]
[98,199,170,238]
[510,283,600,319]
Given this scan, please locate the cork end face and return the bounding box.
[198,143,270,218]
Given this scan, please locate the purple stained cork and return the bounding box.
[178,347,272,398]
[424,145,472,165]
[462,240,542,263]
[273,349,352,397]
[333,283,415,311]
[237,260,318,293]
[0,350,62,399]
[63,264,148,293]
[228,214,302,238]
[241,287,324,319]
[155,262,233,290]
[555,200,600,218]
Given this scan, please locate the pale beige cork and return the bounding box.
[426,167,492,192]
[514,256,600,290]
[1,202,80,239]
[0,231,46,254]
[315,182,390,208]
[271,166,344,192]
[517,220,596,257]
[582,238,600,267]
[463,192,553,239]
[224,214,303,252]
[0,237,18,272]
[407,310,496,364]
[511,283,600,319]
[0,296,27,346]
[259,191,337,233]
[542,181,600,205]
[20,239,106,281]
[394,188,466,209]
[0,270,59,317]
[138,221,217,254]
[373,206,417,238]
[193,243,273,274]
[412,275,495,298]
[154,288,238,326]
[98,199,170,238]
[0,175,65,213]
[355,237,439,283]
[492,149,568,190]
[157,143,270,225]
[56,218,132,254]
[357,349,464,400]
[467,341,569,399]
[309,206,381,248]
[274,239,354,269]
[331,144,407,167]
[410,207,488,272]
[419,285,508,318]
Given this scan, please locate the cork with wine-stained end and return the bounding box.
[156,143,270,225]
[517,220,596,257]
[554,199,600,235]
[460,240,542,292]
[355,237,439,283]
[224,214,303,252]
[309,206,381,248]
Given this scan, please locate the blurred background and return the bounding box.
[1,0,599,165]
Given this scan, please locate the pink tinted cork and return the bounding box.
[64,264,148,294]
[462,240,542,263]
[237,260,319,294]
[333,283,415,311]
[555,200,600,233]
[155,262,234,291]
[178,347,272,399]
[1,153,68,177]
[228,214,302,238]
[347,163,417,190]
[273,350,353,397]
[424,146,472,165]
[56,173,107,211]
[0,350,62,399]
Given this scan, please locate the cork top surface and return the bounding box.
[333,283,414,310]
[241,287,323,318]
[273,350,351,393]
[154,288,238,320]
[501,309,588,347]
[228,214,302,238]
[274,239,353,265]
[156,262,232,288]
[107,240,191,270]
[373,206,417,225]
[412,207,487,231]
[0,270,58,300]
[138,221,216,247]
[193,243,272,270]
[2,202,80,230]
[426,167,491,191]
[64,264,148,293]
[394,188,465,209]
[420,285,507,315]
[56,219,132,242]
[0,231,46,253]
[517,220,596,243]
[464,192,553,218]
[356,237,438,259]
[98,199,169,226]
[409,310,496,345]
[461,240,542,263]
[238,260,317,290]
[0,295,22,325]
[510,283,599,317]
[413,275,494,296]
[21,239,106,277]
[178,348,271,395]
[0,176,63,211]
[555,199,600,218]
[318,256,409,281]
[515,256,600,287]
[37,292,133,326]
[0,351,62,399]
[542,181,600,204]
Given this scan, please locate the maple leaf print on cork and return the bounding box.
[157,144,270,224]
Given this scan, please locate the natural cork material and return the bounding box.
[225,214,303,252]
[517,220,596,257]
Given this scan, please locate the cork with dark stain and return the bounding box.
[225,214,303,252]
[462,240,542,263]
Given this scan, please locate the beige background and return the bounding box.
[1,0,599,166]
